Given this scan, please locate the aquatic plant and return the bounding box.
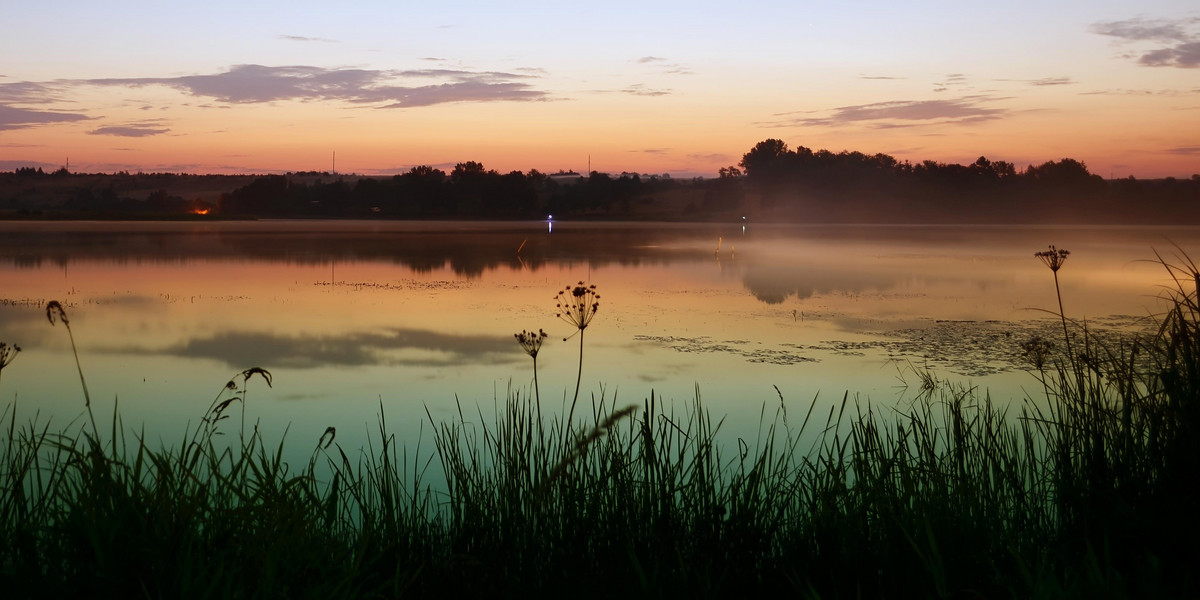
[1035,245,1072,358]
[554,282,600,427]
[45,300,96,437]
[515,328,548,406]
[0,342,18,389]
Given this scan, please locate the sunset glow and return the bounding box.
[3,1,1198,178]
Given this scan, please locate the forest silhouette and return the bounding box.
[2,140,1198,224]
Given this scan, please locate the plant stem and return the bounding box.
[1053,269,1073,361]
[64,322,97,439]
[567,330,584,432]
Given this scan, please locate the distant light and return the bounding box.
[547,214,553,220]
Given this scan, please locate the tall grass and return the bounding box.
[1,257,1198,598]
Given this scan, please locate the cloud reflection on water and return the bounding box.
[104,328,521,370]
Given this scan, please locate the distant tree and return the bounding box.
[738,139,790,181]
[223,175,289,215]
[718,166,743,179]
[704,165,745,212]
[450,161,495,215]
[1024,158,1098,185]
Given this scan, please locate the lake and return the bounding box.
[0,220,1195,458]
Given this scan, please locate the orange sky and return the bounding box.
[2,1,1198,178]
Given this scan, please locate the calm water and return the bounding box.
[1,220,1196,455]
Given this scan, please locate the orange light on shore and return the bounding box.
[193,209,210,215]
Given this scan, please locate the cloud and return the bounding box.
[930,73,970,93]
[279,34,339,43]
[860,75,905,80]
[88,125,170,137]
[773,96,1007,128]
[81,64,549,107]
[633,56,693,75]
[0,81,65,104]
[687,152,732,162]
[1079,87,1199,96]
[0,104,89,131]
[1167,146,1200,155]
[1028,77,1073,86]
[621,84,670,97]
[1138,42,1200,68]
[1092,17,1200,68]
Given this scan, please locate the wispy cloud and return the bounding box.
[859,75,905,80]
[1079,87,1200,96]
[0,104,89,131]
[633,56,693,76]
[0,81,76,105]
[279,34,339,43]
[88,123,170,137]
[72,64,550,107]
[1092,16,1200,68]
[1028,77,1073,86]
[768,96,1008,129]
[932,73,968,93]
[621,84,670,97]
[1167,146,1200,155]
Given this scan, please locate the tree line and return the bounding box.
[731,139,1200,223]
[218,163,680,219]
[3,141,1198,223]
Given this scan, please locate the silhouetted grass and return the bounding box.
[2,258,1199,599]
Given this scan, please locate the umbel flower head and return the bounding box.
[1035,245,1069,272]
[555,281,600,339]
[0,342,20,370]
[515,329,548,358]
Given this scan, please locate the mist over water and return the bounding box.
[1,220,1195,455]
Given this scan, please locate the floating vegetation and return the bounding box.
[637,313,1157,378]
[634,334,818,365]
[313,279,473,291]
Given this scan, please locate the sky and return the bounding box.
[1,0,1198,178]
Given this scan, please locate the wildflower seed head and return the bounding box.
[0,342,20,369]
[515,328,548,358]
[240,367,273,387]
[45,300,69,326]
[554,281,600,335]
[319,426,336,449]
[1020,335,1055,370]
[1035,245,1069,272]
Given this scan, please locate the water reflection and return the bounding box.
[2,220,1198,456]
[106,328,522,370]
